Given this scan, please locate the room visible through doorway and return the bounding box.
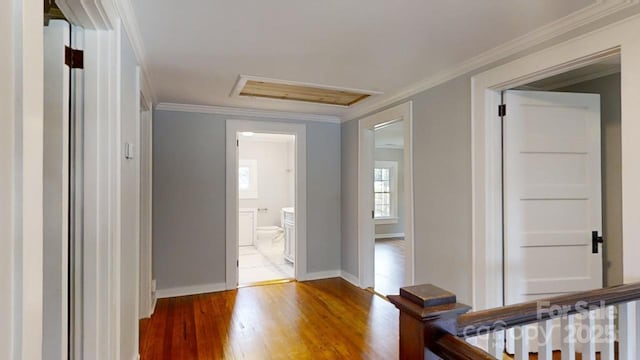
[373,121,406,296]
[237,132,296,286]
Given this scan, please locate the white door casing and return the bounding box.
[226,120,307,289]
[43,19,70,360]
[503,90,603,305]
[358,101,415,289]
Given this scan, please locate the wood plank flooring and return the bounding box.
[374,238,406,296]
[140,278,399,359]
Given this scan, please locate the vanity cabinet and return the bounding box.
[281,207,295,263]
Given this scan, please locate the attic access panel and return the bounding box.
[235,77,379,107]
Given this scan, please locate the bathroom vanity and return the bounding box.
[281,207,295,263]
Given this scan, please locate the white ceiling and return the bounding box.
[132,0,595,117]
[375,122,404,149]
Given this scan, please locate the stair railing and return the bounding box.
[389,282,640,359]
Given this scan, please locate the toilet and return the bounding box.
[256,226,284,248]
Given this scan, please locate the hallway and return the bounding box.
[374,238,405,296]
[139,278,399,359]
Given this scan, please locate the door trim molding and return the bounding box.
[357,101,414,289]
[471,13,640,312]
[226,120,307,289]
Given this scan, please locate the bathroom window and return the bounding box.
[239,159,258,199]
[374,161,398,224]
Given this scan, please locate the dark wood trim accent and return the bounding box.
[391,282,640,359]
[428,328,495,360]
[389,284,476,360]
[456,282,640,338]
[44,0,67,25]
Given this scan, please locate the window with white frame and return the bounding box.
[239,159,258,199]
[374,161,398,223]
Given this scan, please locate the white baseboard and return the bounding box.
[150,295,157,316]
[375,232,405,239]
[156,282,227,299]
[302,270,342,281]
[340,271,360,287]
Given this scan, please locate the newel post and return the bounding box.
[388,284,471,360]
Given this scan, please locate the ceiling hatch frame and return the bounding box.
[230,75,382,107]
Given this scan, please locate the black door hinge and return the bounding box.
[65,46,84,69]
[236,139,239,147]
[498,104,506,117]
[371,210,375,219]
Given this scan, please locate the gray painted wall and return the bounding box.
[556,73,622,286]
[340,8,640,305]
[374,148,405,235]
[341,76,473,303]
[341,120,359,277]
[153,111,341,291]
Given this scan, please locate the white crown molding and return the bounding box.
[56,0,119,29]
[343,0,639,121]
[114,0,157,103]
[155,102,342,124]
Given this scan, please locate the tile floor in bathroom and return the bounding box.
[239,238,294,285]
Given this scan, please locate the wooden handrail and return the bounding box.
[428,327,495,360]
[456,282,640,338]
[389,282,640,360]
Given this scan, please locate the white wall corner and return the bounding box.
[340,271,361,288]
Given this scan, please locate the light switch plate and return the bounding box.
[125,143,135,159]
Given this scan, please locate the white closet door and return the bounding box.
[503,90,603,302]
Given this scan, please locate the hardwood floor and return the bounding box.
[374,238,405,296]
[140,278,399,359]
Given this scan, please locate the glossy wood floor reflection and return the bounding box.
[139,278,399,359]
[374,238,405,296]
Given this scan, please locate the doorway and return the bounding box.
[503,57,621,307]
[373,122,407,296]
[225,120,307,289]
[478,55,622,355]
[237,132,296,285]
[358,101,415,294]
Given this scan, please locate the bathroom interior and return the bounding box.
[237,132,296,285]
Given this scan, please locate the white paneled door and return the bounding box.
[503,90,603,304]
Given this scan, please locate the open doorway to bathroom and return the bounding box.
[237,132,296,286]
